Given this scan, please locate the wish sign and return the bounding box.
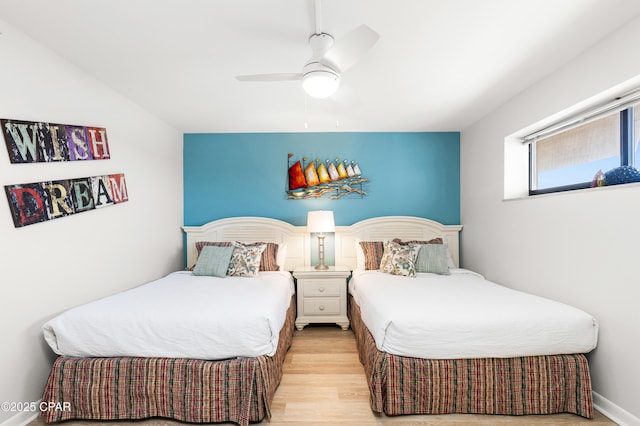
[5,174,128,228]
[1,119,110,163]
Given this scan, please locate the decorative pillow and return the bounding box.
[194,241,279,271]
[241,242,280,271]
[195,240,233,256]
[192,245,234,277]
[227,242,267,277]
[392,237,443,245]
[379,241,420,277]
[185,241,233,270]
[415,244,450,275]
[359,241,385,270]
[393,237,455,268]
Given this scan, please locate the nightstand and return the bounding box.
[293,266,351,331]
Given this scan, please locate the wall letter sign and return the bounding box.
[1,119,110,163]
[5,173,128,227]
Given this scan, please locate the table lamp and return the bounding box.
[306,210,335,270]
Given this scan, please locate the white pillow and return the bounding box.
[276,243,287,270]
[439,236,457,268]
[355,239,365,270]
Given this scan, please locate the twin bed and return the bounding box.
[40,216,598,424]
[340,216,597,419]
[341,218,598,418]
[41,217,304,425]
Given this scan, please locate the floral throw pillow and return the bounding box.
[227,242,267,277]
[379,241,420,277]
[242,242,280,271]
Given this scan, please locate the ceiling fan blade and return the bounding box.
[321,24,380,72]
[235,73,302,82]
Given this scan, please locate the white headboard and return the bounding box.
[182,217,308,271]
[182,216,463,271]
[334,216,463,269]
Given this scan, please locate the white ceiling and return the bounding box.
[2,0,640,133]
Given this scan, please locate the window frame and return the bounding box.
[528,107,635,196]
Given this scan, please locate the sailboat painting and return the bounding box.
[286,154,369,199]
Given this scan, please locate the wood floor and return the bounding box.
[29,326,616,425]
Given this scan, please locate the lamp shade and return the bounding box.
[306,210,335,233]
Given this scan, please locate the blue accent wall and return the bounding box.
[184,132,460,226]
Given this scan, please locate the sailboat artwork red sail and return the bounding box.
[286,154,369,199]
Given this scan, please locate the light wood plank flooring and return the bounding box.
[29,326,616,425]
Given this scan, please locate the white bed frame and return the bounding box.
[182,217,307,271]
[182,216,463,270]
[335,216,463,268]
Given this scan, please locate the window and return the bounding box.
[527,93,640,195]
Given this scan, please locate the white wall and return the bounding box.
[0,20,183,424]
[461,14,640,424]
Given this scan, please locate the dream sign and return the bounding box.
[5,174,128,228]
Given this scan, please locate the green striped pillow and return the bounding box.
[415,244,450,275]
[192,245,234,277]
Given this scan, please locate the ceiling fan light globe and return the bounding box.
[302,70,340,99]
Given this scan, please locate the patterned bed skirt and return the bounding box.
[40,295,296,426]
[348,295,594,418]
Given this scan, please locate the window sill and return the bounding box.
[503,180,640,202]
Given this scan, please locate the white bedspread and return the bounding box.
[349,269,598,359]
[43,271,295,360]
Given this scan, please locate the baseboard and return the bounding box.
[1,393,637,426]
[0,402,39,426]
[594,391,640,426]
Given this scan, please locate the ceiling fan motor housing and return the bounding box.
[308,32,335,57]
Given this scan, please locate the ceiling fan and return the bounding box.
[235,0,380,99]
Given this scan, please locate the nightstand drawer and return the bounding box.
[303,298,341,315]
[303,280,341,297]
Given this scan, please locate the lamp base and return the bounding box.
[314,263,329,270]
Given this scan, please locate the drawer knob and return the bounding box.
[319,287,325,292]
[319,305,325,311]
